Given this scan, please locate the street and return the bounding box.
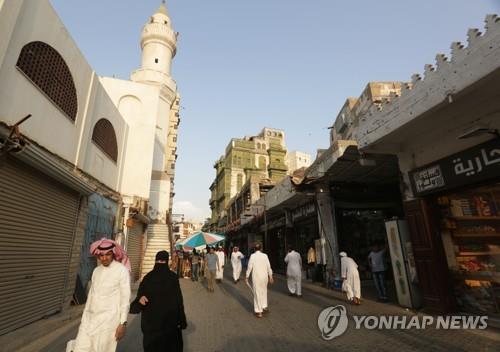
[36,268,499,352]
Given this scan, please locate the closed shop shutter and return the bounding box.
[0,157,79,335]
[127,222,143,282]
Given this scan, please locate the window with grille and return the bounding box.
[91,119,118,162]
[16,41,78,121]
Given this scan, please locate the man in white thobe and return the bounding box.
[284,246,302,297]
[215,247,225,282]
[71,239,131,352]
[245,244,273,318]
[231,246,245,283]
[340,251,361,305]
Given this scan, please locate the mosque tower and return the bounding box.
[131,0,178,88]
[131,1,180,228]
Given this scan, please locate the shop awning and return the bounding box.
[303,144,400,185]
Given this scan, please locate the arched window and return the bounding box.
[16,41,77,121]
[257,143,261,149]
[92,119,118,162]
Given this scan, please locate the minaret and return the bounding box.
[131,1,179,225]
[131,1,178,89]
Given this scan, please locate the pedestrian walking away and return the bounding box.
[245,243,273,318]
[205,247,220,292]
[284,246,302,297]
[67,238,131,352]
[130,250,187,352]
[340,251,361,305]
[231,246,245,283]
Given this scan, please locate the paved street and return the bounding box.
[31,266,498,352]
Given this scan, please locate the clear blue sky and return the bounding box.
[51,0,500,222]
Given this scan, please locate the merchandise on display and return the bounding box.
[436,184,500,316]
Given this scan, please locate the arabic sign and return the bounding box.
[412,165,445,194]
[260,216,285,231]
[409,138,500,196]
[291,202,316,221]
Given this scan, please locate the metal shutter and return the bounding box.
[127,222,143,282]
[0,157,79,335]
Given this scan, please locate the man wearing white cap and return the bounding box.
[245,244,273,318]
[231,246,245,283]
[284,246,302,297]
[340,251,361,305]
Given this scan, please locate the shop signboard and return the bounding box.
[260,216,285,231]
[291,202,316,221]
[409,138,500,196]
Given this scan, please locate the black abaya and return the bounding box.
[132,264,187,352]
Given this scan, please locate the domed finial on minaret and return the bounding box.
[131,1,178,85]
[157,0,168,16]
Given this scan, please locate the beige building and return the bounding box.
[330,82,403,146]
[286,151,311,174]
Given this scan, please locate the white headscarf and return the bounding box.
[339,251,347,257]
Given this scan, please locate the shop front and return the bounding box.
[290,202,318,256]
[409,137,500,318]
[262,215,286,273]
[337,209,393,280]
[290,202,324,282]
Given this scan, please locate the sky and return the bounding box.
[50,0,500,222]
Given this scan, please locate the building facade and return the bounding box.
[0,0,125,336]
[0,0,181,337]
[358,16,500,318]
[209,127,288,229]
[223,83,406,280]
[286,151,312,174]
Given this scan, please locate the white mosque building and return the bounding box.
[100,2,181,276]
[0,0,180,336]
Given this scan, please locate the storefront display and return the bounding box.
[436,184,500,316]
[337,209,390,280]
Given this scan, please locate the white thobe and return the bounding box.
[216,251,225,280]
[285,250,302,295]
[73,260,131,352]
[231,251,245,281]
[341,256,361,300]
[246,251,273,313]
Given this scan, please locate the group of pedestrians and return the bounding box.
[67,238,187,352]
[170,249,201,280]
[67,236,388,351]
